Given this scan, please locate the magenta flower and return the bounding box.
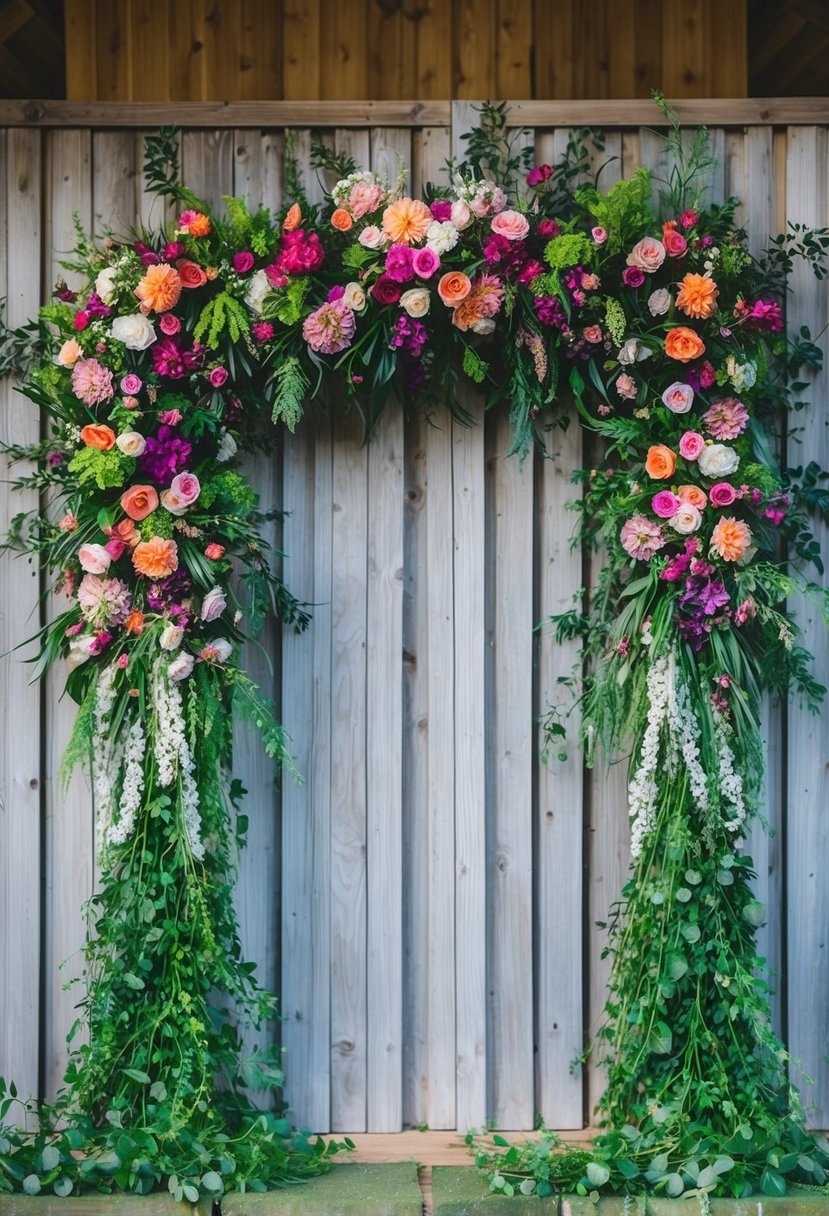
[429,200,452,222]
[526,164,553,187]
[412,246,440,279]
[652,490,681,518]
[209,367,229,388]
[232,250,255,274]
[252,320,275,343]
[159,313,181,336]
[121,373,142,395]
[622,266,646,288]
[385,243,416,283]
[709,482,737,507]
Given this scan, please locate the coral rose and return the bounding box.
[58,338,82,367]
[135,263,182,313]
[282,202,302,232]
[675,273,719,320]
[711,516,753,562]
[382,197,432,246]
[645,444,677,480]
[80,424,116,450]
[437,271,472,307]
[664,326,706,362]
[132,536,179,579]
[331,208,353,231]
[177,259,208,289]
[120,484,160,521]
[677,484,708,510]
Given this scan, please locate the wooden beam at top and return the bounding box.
[501,98,829,127]
[0,99,451,126]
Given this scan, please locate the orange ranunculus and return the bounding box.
[132,536,179,579]
[677,484,708,510]
[645,444,677,480]
[711,516,753,562]
[282,202,302,232]
[382,197,432,246]
[437,271,472,307]
[120,484,160,521]
[124,610,145,635]
[664,326,706,362]
[187,213,211,238]
[331,208,353,231]
[177,259,208,289]
[80,424,116,450]
[135,263,182,313]
[675,273,719,320]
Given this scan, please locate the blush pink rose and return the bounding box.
[626,237,666,273]
[679,431,706,461]
[661,382,695,414]
[490,210,530,241]
[78,543,111,574]
[169,471,201,506]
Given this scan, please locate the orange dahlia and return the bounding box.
[711,517,753,562]
[675,273,719,320]
[132,536,179,579]
[135,263,182,313]
[382,197,432,246]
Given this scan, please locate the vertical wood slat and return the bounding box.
[43,128,94,1101]
[785,125,829,1129]
[488,412,535,1128]
[0,128,43,1104]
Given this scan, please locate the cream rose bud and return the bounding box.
[168,652,195,682]
[399,287,430,318]
[57,338,83,367]
[66,636,96,670]
[342,281,367,312]
[471,317,496,335]
[647,288,671,316]
[245,269,271,313]
[78,542,111,574]
[110,312,157,350]
[618,338,653,365]
[358,225,384,249]
[698,443,740,479]
[159,623,184,651]
[200,586,227,623]
[669,503,703,534]
[95,266,118,305]
[116,430,146,457]
[450,199,473,230]
[160,489,187,516]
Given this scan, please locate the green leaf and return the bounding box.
[23,1175,41,1195]
[41,1145,61,1171]
[665,1173,684,1197]
[760,1169,787,1197]
[586,1161,611,1187]
[201,1170,224,1193]
[649,1021,673,1054]
[182,1183,200,1203]
[122,1068,152,1085]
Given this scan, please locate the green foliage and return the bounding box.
[68,447,135,491]
[269,355,308,431]
[462,345,488,384]
[544,232,594,271]
[453,101,535,192]
[263,276,310,326]
[193,290,251,348]
[576,168,654,254]
[142,127,204,211]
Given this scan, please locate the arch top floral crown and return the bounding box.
[1,100,829,1201]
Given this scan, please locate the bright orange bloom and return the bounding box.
[282,202,302,232]
[711,516,753,562]
[645,444,677,480]
[120,484,160,521]
[437,271,472,307]
[675,273,719,320]
[664,326,706,362]
[132,537,179,579]
[677,484,708,510]
[331,208,353,231]
[124,610,145,636]
[135,263,182,313]
[382,197,432,246]
[80,424,116,450]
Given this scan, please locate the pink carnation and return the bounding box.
[703,397,750,440]
[302,298,356,355]
[616,372,637,399]
[71,358,114,406]
[348,180,385,219]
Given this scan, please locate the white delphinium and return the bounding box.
[151,662,205,860]
[671,675,711,816]
[713,714,748,834]
[93,663,119,853]
[108,717,146,846]
[628,652,674,858]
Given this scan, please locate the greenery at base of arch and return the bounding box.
[0,99,828,1202]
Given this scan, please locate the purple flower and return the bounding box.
[534,295,568,330]
[327,283,346,302]
[146,569,192,616]
[85,291,112,318]
[138,426,193,485]
[390,314,428,358]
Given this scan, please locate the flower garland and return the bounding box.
[1,101,828,1201]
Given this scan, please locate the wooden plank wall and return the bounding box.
[0,109,827,1132]
[61,0,748,103]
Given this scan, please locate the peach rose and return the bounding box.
[135,263,182,313]
[645,444,677,480]
[711,516,753,562]
[331,208,353,232]
[490,209,530,241]
[664,326,706,362]
[113,518,140,547]
[58,338,83,367]
[80,424,116,450]
[177,259,208,289]
[282,202,302,232]
[437,271,472,307]
[677,484,708,510]
[675,273,719,320]
[132,536,179,579]
[382,197,432,246]
[626,237,666,273]
[120,484,160,521]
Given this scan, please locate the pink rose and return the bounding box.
[200,585,227,622]
[661,382,695,414]
[663,229,688,257]
[450,200,472,230]
[652,490,681,518]
[104,538,126,561]
[616,372,637,400]
[490,210,530,242]
[626,237,666,273]
[709,482,737,507]
[679,431,705,461]
[591,226,608,244]
[159,409,182,426]
[209,366,228,388]
[159,313,181,335]
[583,325,603,343]
[120,373,142,394]
[412,246,440,279]
[358,225,384,249]
[78,543,111,574]
[169,471,200,507]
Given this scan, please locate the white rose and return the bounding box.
[471,317,496,335]
[450,199,473,230]
[66,636,96,670]
[698,443,739,479]
[669,504,702,534]
[426,220,460,255]
[216,429,237,463]
[116,430,146,457]
[399,288,430,318]
[200,586,227,623]
[342,281,367,312]
[618,338,653,365]
[647,288,671,316]
[159,623,184,651]
[358,225,385,250]
[168,652,195,682]
[160,489,187,516]
[95,266,118,305]
[245,269,271,313]
[110,312,156,350]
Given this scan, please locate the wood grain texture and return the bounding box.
[0,128,42,1104]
